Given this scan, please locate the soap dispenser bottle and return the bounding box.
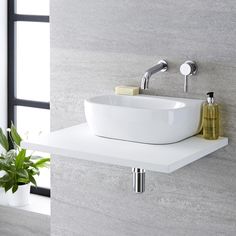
[202,92,220,140]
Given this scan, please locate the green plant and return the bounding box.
[0,123,50,193]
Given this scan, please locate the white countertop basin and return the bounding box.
[84,95,204,144]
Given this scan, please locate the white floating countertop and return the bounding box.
[21,123,228,173]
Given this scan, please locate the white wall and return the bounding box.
[0,0,7,134]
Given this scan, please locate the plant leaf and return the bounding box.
[0,159,10,170]
[34,158,50,168]
[0,174,12,183]
[0,128,9,151]
[17,178,29,184]
[29,167,40,176]
[16,169,29,179]
[29,175,37,186]
[10,122,22,146]
[24,156,31,162]
[4,150,16,164]
[12,184,18,193]
[4,180,14,192]
[15,149,26,170]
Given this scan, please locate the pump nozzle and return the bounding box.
[206,92,214,104]
[207,92,214,98]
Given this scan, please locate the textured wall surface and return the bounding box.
[51,0,236,235]
[0,206,50,236]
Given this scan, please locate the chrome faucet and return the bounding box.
[180,61,197,93]
[140,60,168,89]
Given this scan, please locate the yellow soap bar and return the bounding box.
[115,86,139,96]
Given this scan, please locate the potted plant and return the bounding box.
[0,123,50,206]
[0,169,7,205]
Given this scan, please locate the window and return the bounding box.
[8,0,50,197]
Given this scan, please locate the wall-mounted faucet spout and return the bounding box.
[140,60,168,90]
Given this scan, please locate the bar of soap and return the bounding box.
[115,86,139,96]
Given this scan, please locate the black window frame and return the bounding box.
[7,0,50,197]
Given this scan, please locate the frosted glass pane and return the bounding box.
[16,0,49,15]
[34,165,50,188]
[16,106,50,139]
[16,106,50,188]
[16,22,50,102]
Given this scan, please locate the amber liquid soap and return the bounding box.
[202,92,220,140]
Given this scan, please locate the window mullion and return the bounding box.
[8,0,16,126]
[14,99,50,110]
[14,14,49,23]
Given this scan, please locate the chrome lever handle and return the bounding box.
[180,61,197,93]
[184,75,188,93]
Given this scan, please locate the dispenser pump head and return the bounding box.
[206,92,214,104]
